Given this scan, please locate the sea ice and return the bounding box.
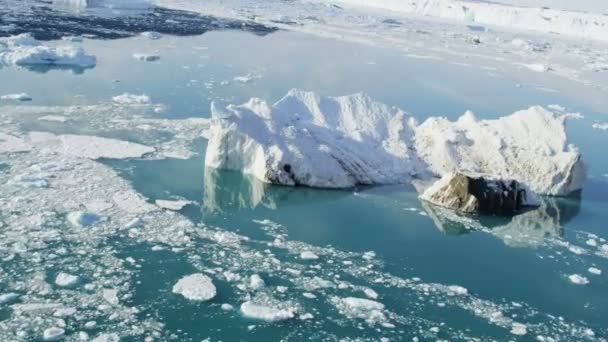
[58,134,155,159]
[334,297,388,325]
[54,272,79,287]
[43,327,65,341]
[141,31,162,40]
[592,123,608,131]
[249,274,266,290]
[0,33,96,67]
[1,93,32,101]
[172,274,217,301]
[568,274,589,285]
[0,293,19,305]
[588,267,602,275]
[155,199,192,211]
[240,301,295,322]
[112,93,151,105]
[300,251,319,260]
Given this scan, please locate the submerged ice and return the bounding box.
[205,90,585,196]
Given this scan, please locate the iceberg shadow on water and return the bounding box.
[422,193,582,248]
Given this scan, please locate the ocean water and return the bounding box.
[1,5,608,341]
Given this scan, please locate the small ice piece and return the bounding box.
[592,123,608,131]
[586,239,598,247]
[363,288,379,299]
[510,323,527,336]
[133,53,160,62]
[276,286,288,293]
[233,73,260,83]
[221,303,234,311]
[1,93,32,101]
[568,274,590,285]
[447,285,468,296]
[112,93,151,105]
[300,251,319,260]
[303,292,316,299]
[0,292,19,304]
[38,115,68,122]
[249,274,266,290]
[67,211,100,227]
[84,321,97,329]
[141,31,162,40]
[102,289,119,305]
[300,313,314,320]
[588,267,602,275]
[55,272,79,287]
[91,333,120,342]
[240,301,295,322]
[172,274,217,301]
[338,297,387,324]
[155,199,191,211]
[43,327,65,341]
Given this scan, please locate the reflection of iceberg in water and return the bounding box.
[422,194,581,248]
[202,167,348,216]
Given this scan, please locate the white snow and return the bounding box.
[155,199,192,211]
[331,0,608,42]
[568,274,590,285]
[43,327,65,341]
[54,272,79,287]
[0,33,96,67]
[1,93,32,101]
[112,93,151,105]
[172,274,217,301]
[240,301,295,322]
[206,90,584,195]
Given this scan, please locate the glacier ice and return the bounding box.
[0,33,96,68]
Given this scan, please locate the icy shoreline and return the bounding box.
[205,90,585,196]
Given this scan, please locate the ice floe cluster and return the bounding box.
[0,33,96,68]
[205,90,585,196]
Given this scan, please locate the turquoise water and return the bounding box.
[2,29,608,341]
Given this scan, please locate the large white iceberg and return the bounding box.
[0,33,96,68]
[205,90,585,196]
[415,107,585,195]
[205,89,421,188]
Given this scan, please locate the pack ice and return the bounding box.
[205,90,585,196]
[0,33,96,68]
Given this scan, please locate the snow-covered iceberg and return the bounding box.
[415,107,585,196]
[205,90,585,196]
[0,33,96,68]
[205,89,422,188]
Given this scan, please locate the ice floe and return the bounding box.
[0,33,96,68]
[206,90,584,196]
[240,301,295,322]
[1,93,32,101]
[568,274,589,285]
[54,272,79,287]
[155,199,191,211]
[112,93,151,105]
[172,274,217,301]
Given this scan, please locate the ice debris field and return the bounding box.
[1,0,608,341]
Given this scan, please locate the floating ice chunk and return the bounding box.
[91,333,120,342]
[205,90,420,188]
[415,106,585,196]
[55,272,79,287]
[249,274,266,290]
[233,73,261,83]
[592,123,608,131]
[335,297,387,325]
[363,288,379,299]
[240,301,295,322]
[43,327,65,341]
[221,303,234,311]
[447,285,469,296]
[172,274,217,301]
[0,292,19,305]
[586,239,598,247]
[510,323,527,336]
[568,274,589,285]
[67,211,101,227]
[517,63,550,73]
[155,199,192,211]
[102,289,119,305]
[1,93,31,101]
[300,313,314,320]
[133,53,160,62]
[59,135,155,159]
[61,35,83,42]
[112,93,151,105]
[0,33,96,67]
[38,115,68,122]
[300,251,319,260]
[140,31,162,40]
[588,267,602,275]
[303,292,316,299]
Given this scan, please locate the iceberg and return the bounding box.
[0,34,96,68]
[205,89,421,189]
[205,90,585,196]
